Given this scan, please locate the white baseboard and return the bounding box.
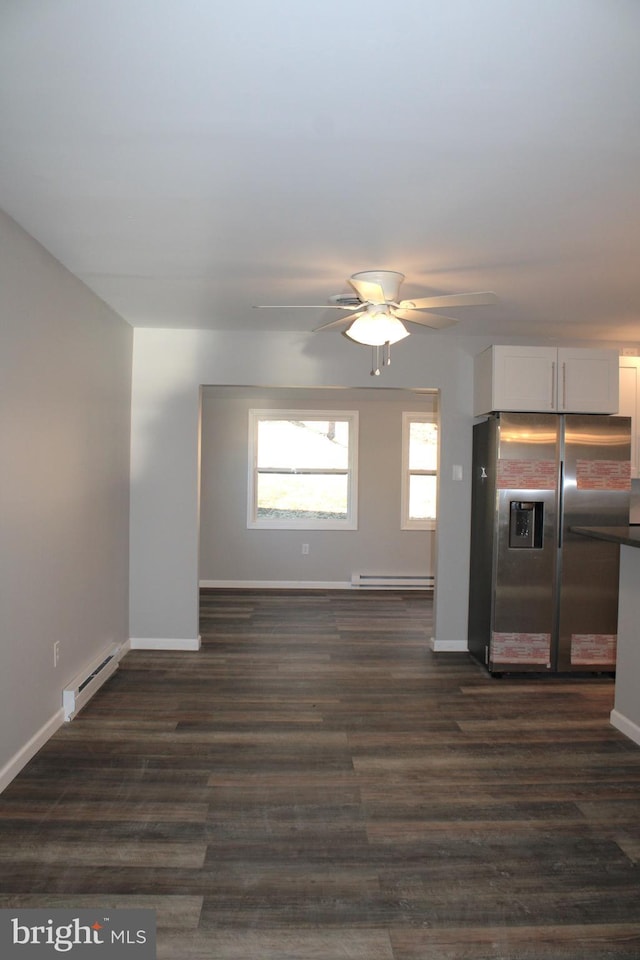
[430,638,468,652]
[200,580,351,590]
[610,708,640,747]
[0,708,65,794]
[130,636,201,651]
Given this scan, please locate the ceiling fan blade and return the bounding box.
[313,311,364,333]
[348,277,387,304]
[394,310,460,330]
[253,304,359,309]
[397,291,499,310]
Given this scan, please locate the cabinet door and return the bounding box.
[558,348,619,413]
[491,346,556,411]
[619,358,640,478]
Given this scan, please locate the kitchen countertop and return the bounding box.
[572,525,640,548]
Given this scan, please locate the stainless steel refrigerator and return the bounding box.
[468,413,631,674]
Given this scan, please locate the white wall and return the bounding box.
[199,386,437,585]
[129,328,477,649]
[0,210,132,790]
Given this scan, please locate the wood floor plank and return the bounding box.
[0,894,203,929]
[156,929,395,959]
[0,588,639,959]
[389,924,640,960]
[0,839,207,868]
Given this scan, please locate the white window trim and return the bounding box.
[247,409,359,530]
[401,411,438,531]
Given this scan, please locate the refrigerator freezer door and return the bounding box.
[490,413,559,671]
[557,415,631,672]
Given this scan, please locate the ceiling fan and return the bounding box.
[254,270,498,375]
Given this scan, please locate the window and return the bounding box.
[248,410,358,529]
[401,412,438,530]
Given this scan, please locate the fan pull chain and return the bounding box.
[370,345,381,376]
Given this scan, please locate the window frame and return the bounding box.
[401,411,438,531]
[247,409,359,530]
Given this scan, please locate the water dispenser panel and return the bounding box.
[509,501,544,549]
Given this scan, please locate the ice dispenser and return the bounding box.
[509,500,544,549]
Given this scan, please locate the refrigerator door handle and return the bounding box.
[558,461,564,549]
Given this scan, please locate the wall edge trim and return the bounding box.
[130,637,202,651]
[199,580,352,590]
[0,709,65,794]
[430,639,468,653]
[610,708,640,747]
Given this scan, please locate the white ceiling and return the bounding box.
[1,0,639,342]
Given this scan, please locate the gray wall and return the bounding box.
[130,328,632,652]
[199,387,437,584]
[0,210,132,789]
[129,328,477,649]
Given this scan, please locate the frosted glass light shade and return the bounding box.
[345,313,409,346]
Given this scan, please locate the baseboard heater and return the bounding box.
[63,644,120,721]
[351,574,434,590]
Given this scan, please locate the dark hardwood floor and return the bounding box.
[1,589,640,958]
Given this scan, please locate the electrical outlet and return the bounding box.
[302,543,310,555]
[53,641,60,667]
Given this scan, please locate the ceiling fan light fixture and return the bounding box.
[345,311,410,346]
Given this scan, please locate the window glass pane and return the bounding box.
[249,410,357,529]
[409,474,437,521]
[257,473,348,520]
[257,419,349,469]
[409,421,438,470]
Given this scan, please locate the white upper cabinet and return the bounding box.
[618,356,640,479]
[558,347,619,414]
[474,345,619,417]
[474,346,556,414]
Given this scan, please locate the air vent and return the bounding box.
[63,644,121,721]
[351,574,433,590]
